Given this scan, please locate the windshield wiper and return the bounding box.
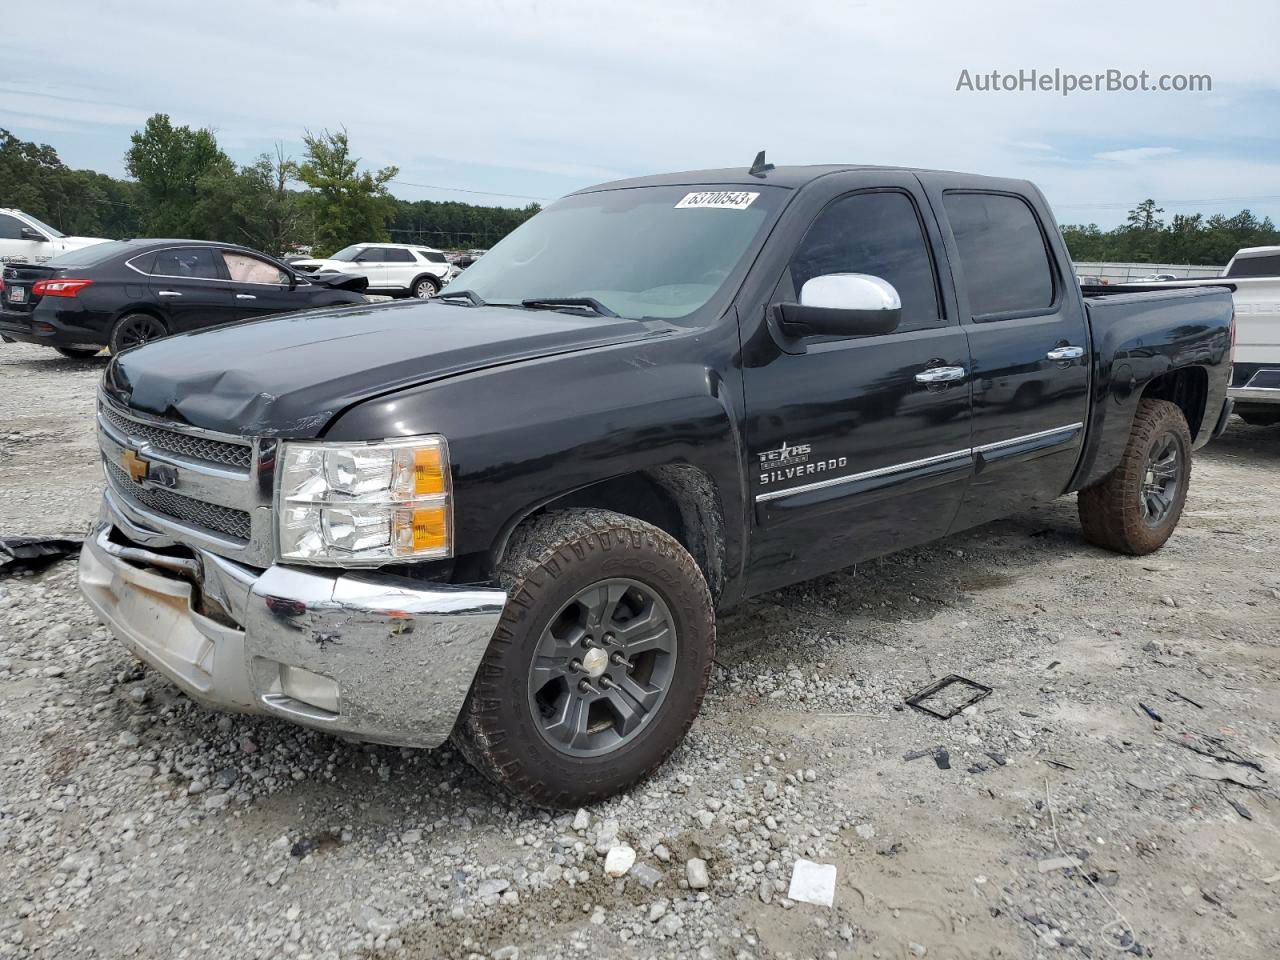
[435,288,486,307]
[520,296,618,318]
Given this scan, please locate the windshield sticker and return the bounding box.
[675,191,759,210]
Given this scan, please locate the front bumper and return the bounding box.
[79,502,506,748]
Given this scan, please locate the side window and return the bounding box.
[355,247,384,262]
[1226,254,1280,278]
[0,215,26,240]
[790,191,941,332]
[943,193,1055,317]
[383,248,414,263]
[152,247,221,280]
[128,252,157,275]
[222,251,288,284]
[419,250,447,264]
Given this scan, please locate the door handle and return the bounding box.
[915,365,967,384]
[157,290,182,298]
[236,294,257,300]
[1046,345,1084,361]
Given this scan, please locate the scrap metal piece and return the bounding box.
[905,674,993,720]
[0,536,83,576]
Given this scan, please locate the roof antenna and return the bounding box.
[748,150,774,178]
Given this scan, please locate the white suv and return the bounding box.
[0,209,110,265]
[290,243,452,298]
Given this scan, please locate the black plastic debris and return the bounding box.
[0,536,82,576]
[1139,702,1165,723]
[903,745,951,770]
[905,674,993,720]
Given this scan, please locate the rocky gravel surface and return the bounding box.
[0,342,1277,960]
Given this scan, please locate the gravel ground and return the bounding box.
[0,341,1276,960]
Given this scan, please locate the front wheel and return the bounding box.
[1078,398,1192,555]
[109,313,169,354]
[55,347,101,359]
[412,276,440,299]
[453,509,715,808]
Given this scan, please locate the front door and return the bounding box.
[0,213,52,265]
[922,184,1091,528]
[219,249,298,321]
[742,176,974,594]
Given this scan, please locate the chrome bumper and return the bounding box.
[1229,385,1280,405]
[79,502,506,748]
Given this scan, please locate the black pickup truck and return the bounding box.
[80,161,1234,807]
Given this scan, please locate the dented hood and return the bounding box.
[103,299,661,437]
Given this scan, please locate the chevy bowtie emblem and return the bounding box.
[122,448,149,483]
[121,448,179,489]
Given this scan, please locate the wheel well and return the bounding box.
[1142,366,1208,440]
[410,274,439,291]
[496,466,726,602]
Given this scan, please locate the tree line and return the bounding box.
[1061,198,1279,265]
[5,119,1275,265]
[0,117,540,258]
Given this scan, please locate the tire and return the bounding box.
[1238,410,1280,427]
[411,276,440,299]
[1078,398,1192,555]
[109,313,169,354]
[54,347,100,359]
[453,508,715,808]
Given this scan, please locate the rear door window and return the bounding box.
[943,193,1055,317]
[152,247,222,280]
[383,248,414,263]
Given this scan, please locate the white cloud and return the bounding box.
[1,0,1277,225]
[1094,147,1180,163]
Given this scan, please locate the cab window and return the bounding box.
[790,190,942,332]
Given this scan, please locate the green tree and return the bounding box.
[190,146,304,256]
[297,129,398,256]
[125,113,234,237]
[1126,198,1165,231]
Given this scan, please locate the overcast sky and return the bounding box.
[3,0,1278,228]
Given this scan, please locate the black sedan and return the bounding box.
[0,239,369,358]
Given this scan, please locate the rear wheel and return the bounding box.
[54,347,100,359]
[411,276,440,299]
[453,509,715,808]
[1078,398,1192,555]
[109,313,168,354]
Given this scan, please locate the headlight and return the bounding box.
[277,436,451,565]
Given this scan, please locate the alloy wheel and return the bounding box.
[526,578,677,758]
[1140,434,1181,525]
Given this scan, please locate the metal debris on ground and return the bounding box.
[787,858,837,907]
[1167,732,1265,773]
[1138,702,1165,723]
[0,535,82,576]
[903,745,951,770]
[905,674,993,720]
[1167,689,1203,709]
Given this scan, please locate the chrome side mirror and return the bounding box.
[777,273,903,338]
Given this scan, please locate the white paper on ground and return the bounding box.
[787,858,837,906]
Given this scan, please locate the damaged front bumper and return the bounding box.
[78,500,506,748]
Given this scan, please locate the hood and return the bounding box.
[103,299,664,438]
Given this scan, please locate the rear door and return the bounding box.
[219,249,299,320]
[381,247,417,289]
[742,173,974,594]
[145,246,237,331]
[921,181,1090,527]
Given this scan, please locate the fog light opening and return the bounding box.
[278,665,341,714]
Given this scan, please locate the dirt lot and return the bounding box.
[0,341,1276,960]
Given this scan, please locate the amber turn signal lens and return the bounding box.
[411,506,448,552]
[414,446,446,496]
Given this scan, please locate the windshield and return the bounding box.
[21,213,66,239]
[328,245,365,262]
[452,184,786,319]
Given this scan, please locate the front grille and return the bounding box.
[101,406,252,470]
[105,459,252,543]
